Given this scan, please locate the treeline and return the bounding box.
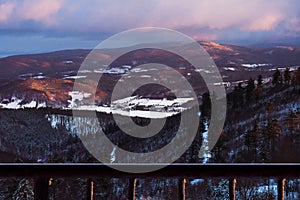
[229,66,300,109]
[209,66,300,163]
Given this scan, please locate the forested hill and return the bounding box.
[208,67,300,163]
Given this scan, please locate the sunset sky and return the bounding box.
[1,0,300,57]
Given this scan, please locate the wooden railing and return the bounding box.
[0,163,299,200]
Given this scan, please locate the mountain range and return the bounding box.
[0,42,300,109]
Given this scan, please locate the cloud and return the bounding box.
[0,0,64,25]
[16,0,63,25]
[243,13,284,31]
[73,0,296,39]
[17,0,64,25]
[0,2,15,22]
[0,0,299,42]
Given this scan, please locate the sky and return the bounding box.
[1,0,300,57]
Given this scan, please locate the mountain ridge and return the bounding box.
[0,42,299,110]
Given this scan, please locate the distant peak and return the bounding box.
[200,41,234,52]
[275,46,294,51]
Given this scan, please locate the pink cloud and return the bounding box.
[243,13,283,31]
[1,0,299,40]
[0,2,15,22]
[17,0,64,25]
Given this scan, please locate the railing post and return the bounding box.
[86,178,94,200]
[277,178,286,200]
[179,178,186,200]
[34,177,49,200]
[229,178,236,200]
[128,178,136,200]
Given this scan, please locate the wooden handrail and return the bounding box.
[0,163,298,200]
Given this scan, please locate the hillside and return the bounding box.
[0,43,299,199]
[0,42,300,109]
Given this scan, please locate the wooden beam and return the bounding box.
[128,178,136,200]
[34,177,49,200]
[179,178,187,200]
[229,178,236,200]
[277,178,286,200]
[0,164,298,178]
[86,178,94,200]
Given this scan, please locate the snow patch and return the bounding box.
[190,179,204,185]
[63,60,74,64]
[68,91,92,108]
[33,75,47,79]
[110,146,116,163]
[37,102,47,108]
[78,70,93,73]
[94,65,132,74]
[63,75,87,79]
[194,68,214,73]
[140,75,151,78]
[0,97,22,109]
[213,82,231,87]
[224,67,236,71]
[23,100,37,108]
[0,97,47,109]
[199,121,211,163]
[242,63,271,68]
[69,96,195,119]
[269,66,298,71]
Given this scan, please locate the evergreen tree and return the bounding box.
[12,179,34,200]
[246,77,255,102]
[210,134,226,163]
[272,68,281,86]
[257,75,263,87]
[232,83,244,108]
[191,116,206,162]
[255,75,263,101]
[285,110,299,135]
[199,116,207,133]
[200,92,211,118]
[266,119,281,151]
[295,66,300,85]
[284,67,291,85]
[266,102,274,122]
[244,121,260,161]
